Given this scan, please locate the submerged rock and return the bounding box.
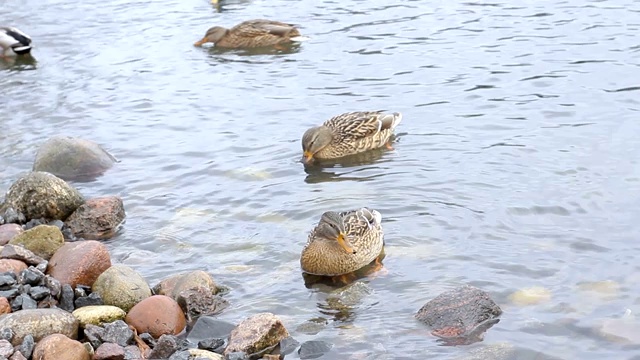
[298,340,332,360]
[65,197,125,240]
[91,265,151,312]
[0,172,85,222]
[48,240,111,288]
[176,287,229,322]
[125,295,186,338]
[224,313,289,357]
[32,136,116,181]
[0,308,79,346]
[415,285,502,345]
[9,225,64,260]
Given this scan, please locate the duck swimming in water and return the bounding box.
[194,19,302,49]
[0,27,32,58]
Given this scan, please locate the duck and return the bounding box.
[0,27,32,58]
[194,19,301,49]
[300,207,384,276]
[301,111,402,164]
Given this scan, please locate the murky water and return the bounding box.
[3,0,640,358]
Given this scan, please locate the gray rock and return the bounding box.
[10,293,23,311]
[139,333,156,348]
[29,286,50,300]
[279,336,300,356]
[0,245,45,267]
[35,261,47,273]
[91,265,151,312]
[19,293,37,310]
[197,338,225,353]
[187,317,236,344]
[33,136,116,181]
[102,320,134,347]
[223,313,289,357]
[0,172,85,222]
[0,339,13,358]
[148,334,187,360]
[17,334,33,359]
[0,274,16,288]
[59,284,75,311]
[0,308,79,345]
[74,292,103,308]
[19,267,45,286]
[44,276,61,298]
[298,340,333,360]
[123,345,142,360]
[168,351,191,360]
[225,352,248,360]
[0,288,19,300]
[0,328,13,342]
[83,324,104,349]
[2,208,25,225]
[74,285,88,298]
[177,287,229,322]
[48,220,64,230]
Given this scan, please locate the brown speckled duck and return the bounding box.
[300,208,384,276]
[194,19,302,49]
[301,111,402,164]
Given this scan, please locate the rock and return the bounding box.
[29,286,49,301]
[74,292,104,308]
[148,334,187,359]
[59,284,75,311]
[415,285,502,344]
[0,245,45,267]
[139,332,155,347]
[123,345,141,360]
[35,261,48,273]
[177,287,229,321]
[0,260,27,275]
[17,334,34,359]
[9,225,64,260]
[223,313,289,357]
[1,208,25,225]
[65,197,125,240]
[0,339,13,358]
[186,317,236,344]
[225,352,248,360]
[92,265,151,312]
[19,267,45,286]
[16,293,38,310]
[125,295,186,338]
[33,136,116,181]
[298,340,332,359]
[197,338,225,353]
[83,324,104,349]
[0,224,23,245]
[0,288,19,300]
[9,351,27,360]
[94,342,125,360]
[32,333,90,360]
[43,276,61,298]
[0,297,11,315]
[170,349,224,360]
[0,328,13,342]
[153,271,220,300]
[0,274,16,288]
[47,240,111,288]
[101,320,134,347]
[0,308,79,345]
[509,286,552,306]
[0,172,85,222]
[72,305,126,328]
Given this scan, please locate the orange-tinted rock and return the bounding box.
[65,197,125,240]
[0,259,27,275]
[47,240,111,288]
[0,297,10,315]
[32,334,90,360]
[0,224,22,245]
[125,295,186,338]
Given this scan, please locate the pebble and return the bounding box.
[94,342,125,360]
[59,284,75,312]
[298,340,333,360]
[75,292,104,308]
[0,245,45,267]
[0,339,13,358]
[224,313,290,357]
[147,334,188,360]
[102,320,134,347]
[17,334,34,359]
[0,308,79,346]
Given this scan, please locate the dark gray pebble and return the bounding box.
[102,320,134,347]
[17,334,34,359]
[74,292,103,308]
[298,341,333,360]
[0,274,16,288]
[197,338,225,353]
[59,284,75,311]
[29,286,50,301]
[20,267,45,286]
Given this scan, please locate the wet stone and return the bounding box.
[279,337,300,356]
[148,334,187,360]
[29,286,50,300]
[102,320,134,347]
[298,340,333,360]
[75,292,104,308]
[19,293,37,310]
[0,339,13,357]
[17,334,34,359]
[197,338,225,353]
[0,274,16,288]
[20,267,45,286]
[59,284,75,311]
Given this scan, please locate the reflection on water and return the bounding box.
[3,0,640,358]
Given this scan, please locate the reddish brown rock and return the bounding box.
[224,313,290,356]
[125,295,186,338]
[0,297,11,315]
[0,224,23,245]
[47,240,111,287]
[94,342,125,360]
[0,259,27,274]
[65,197,125,240]
[32,334,90,360]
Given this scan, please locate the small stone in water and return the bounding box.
[102,320,134,347]
[74,292,104,308]
[298,340,333,360]
[0,328,13,342]
[279,336,300,356]
[197,338,225,353]
[59,284,75,311]
[17,334,34,359]
[509,286,552,306]
[29,286,50,301]
[20,267,44,286]
[0,274,16,288]
[0,339,13,357]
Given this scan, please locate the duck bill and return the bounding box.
[337,233,356,254]
[194,38,208,47]
[301,151,314,164]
